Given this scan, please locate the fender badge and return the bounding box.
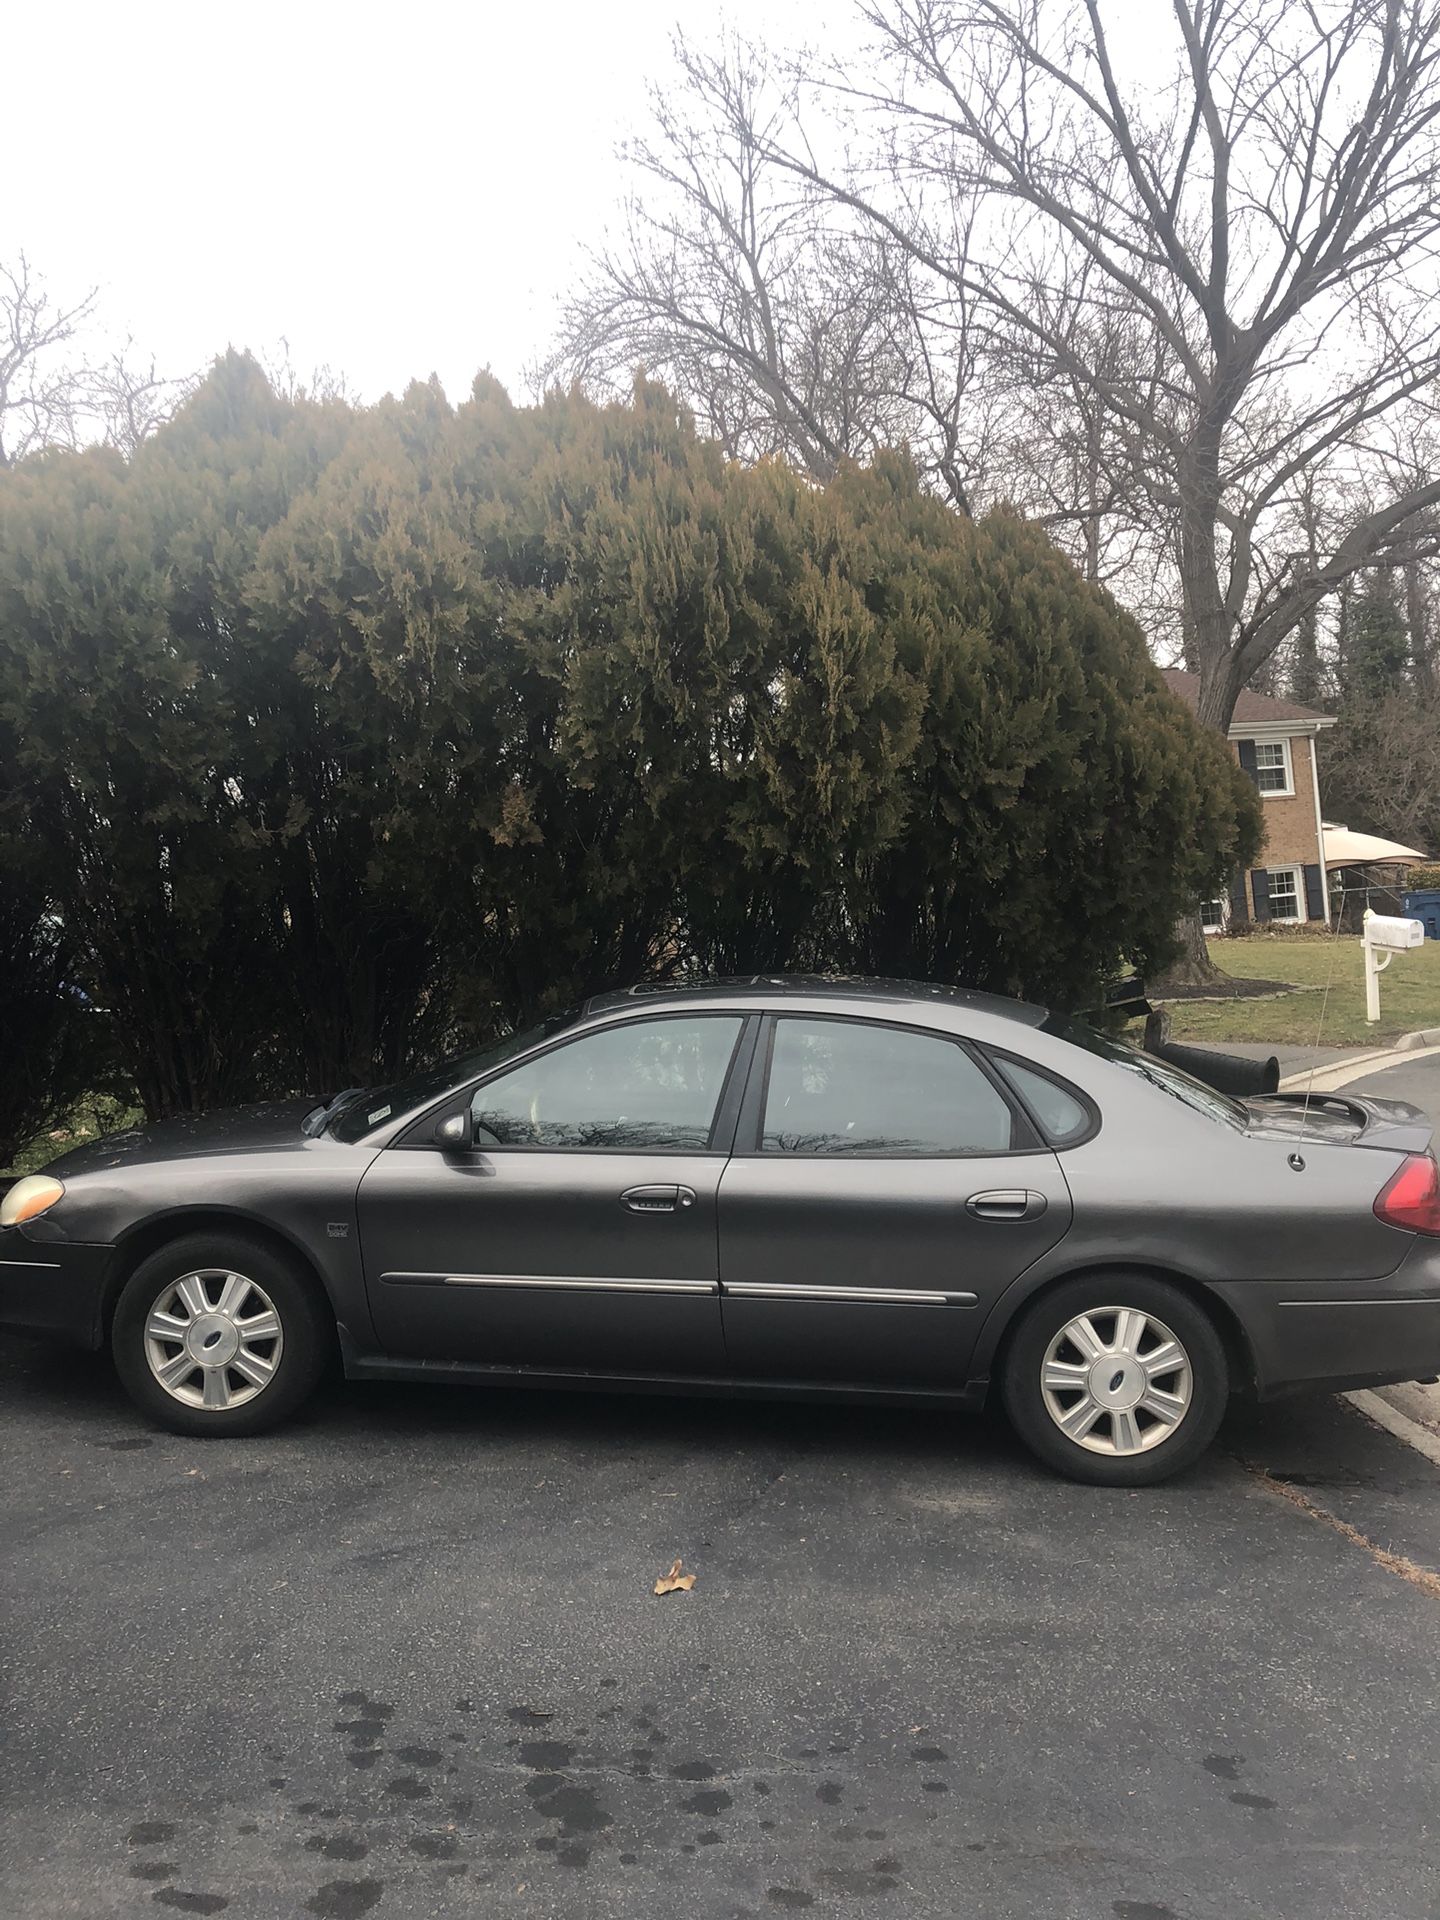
[327,1222,350,1238]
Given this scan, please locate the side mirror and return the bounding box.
[435,1113,469,1150]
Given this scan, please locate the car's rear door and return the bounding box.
[357,1012,754,1375]
[716,1012,1073,1387]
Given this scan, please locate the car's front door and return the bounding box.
[357,1013,752,1376]
[717,1014,1073,1387]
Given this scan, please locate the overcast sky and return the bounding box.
[7,0,797,405]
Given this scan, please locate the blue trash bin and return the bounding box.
[1402,890,1440,938]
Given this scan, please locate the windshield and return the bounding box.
[328,1014,576,1143]
[1043,1017,1248,1132]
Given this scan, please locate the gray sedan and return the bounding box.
[4,977,1439,1485]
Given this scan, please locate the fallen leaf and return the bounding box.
[654,1557,697,1596]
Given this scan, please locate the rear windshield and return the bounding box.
[1043,1018,1248,1132]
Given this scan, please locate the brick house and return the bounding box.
[1161,669,1336,931]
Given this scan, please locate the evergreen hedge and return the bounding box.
[0,355,1259,1137]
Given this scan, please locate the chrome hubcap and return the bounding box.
[1040,1306,1192,1455]
[143,1270,283,1411]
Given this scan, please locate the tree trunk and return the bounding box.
[1153,907,1221,990]
[1194,651,1245,730]
[1291,485,1323,704]
[1165,482,1240,988]
[1084,408,1101,584]
[1405,559,1433,694]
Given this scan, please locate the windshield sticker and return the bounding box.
[367,1105,393,1127]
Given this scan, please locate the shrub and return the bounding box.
[0,362,1261,1120]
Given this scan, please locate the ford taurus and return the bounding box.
[4,977,1439,1485]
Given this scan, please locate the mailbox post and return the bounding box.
[1363,908,1425,1023]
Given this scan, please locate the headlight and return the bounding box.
[0,1176,66,1228]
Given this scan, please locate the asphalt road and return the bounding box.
[1340,1051,1440,1113]
[3,1328,1440,1920]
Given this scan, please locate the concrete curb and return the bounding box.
[1346,1389,1440,1471]
[1397,1027,1440,1050]
[1279,1041,1440,1094]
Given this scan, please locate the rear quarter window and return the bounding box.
[993,1057,1095,1145]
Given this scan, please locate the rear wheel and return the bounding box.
[1001,1274,1228,1486]
[112,1233,331,1437]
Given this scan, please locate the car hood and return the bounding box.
[44,1100,320,1175]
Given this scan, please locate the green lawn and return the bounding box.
[1161,933,1440,1047]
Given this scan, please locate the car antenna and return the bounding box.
[1301,868,1349,1120]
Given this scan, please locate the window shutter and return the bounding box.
[1303,863,1325,920]
[1227,871,1251,927]
[1250,868,1271,922]
[1236,739,1260,786]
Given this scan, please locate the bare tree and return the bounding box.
[1283,427,1440,697]
[0,255,186,463]
[1286,473,1330,703]
[763,0,1440,733]
[982,281,1183,595]
[1402,552,1436,684]
[0,254,98,465]
[86,344,186,454]
[540,37,1001,511]
[1324,679,1440,847]
[261,336,358,408]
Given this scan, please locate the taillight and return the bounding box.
[1374,1153,1440,1236]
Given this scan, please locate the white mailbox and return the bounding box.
[1365,912,1425,951]
[1363,907,1425,1023]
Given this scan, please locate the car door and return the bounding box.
[716,1013,1073,1387]
[357,1012,753,1376]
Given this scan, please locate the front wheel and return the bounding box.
[1001,1275,1229,1486]
[112,1233,331,1437]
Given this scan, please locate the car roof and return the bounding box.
[581,975,1049,1027]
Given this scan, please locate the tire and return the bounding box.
[111,1232,332,1438]
[1001,1274,1229,1487]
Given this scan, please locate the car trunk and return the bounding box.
[1243,1092,1433,1156]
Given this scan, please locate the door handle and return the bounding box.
[621,1185,697,1214]
[966,1188,1047,1223]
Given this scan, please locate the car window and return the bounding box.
[760,1017,1017,1155]
[994,1058,1093,1144]
[470,1015,744,1151]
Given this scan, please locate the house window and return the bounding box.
[1253,740,1293,795]
[1201,895,1228,935]
[1267,865,1304,921]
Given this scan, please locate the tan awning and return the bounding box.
[1322,824,1428,868]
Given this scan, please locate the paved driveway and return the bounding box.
[1337,1051,1440,1115]
[3,1331,1439,1920]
